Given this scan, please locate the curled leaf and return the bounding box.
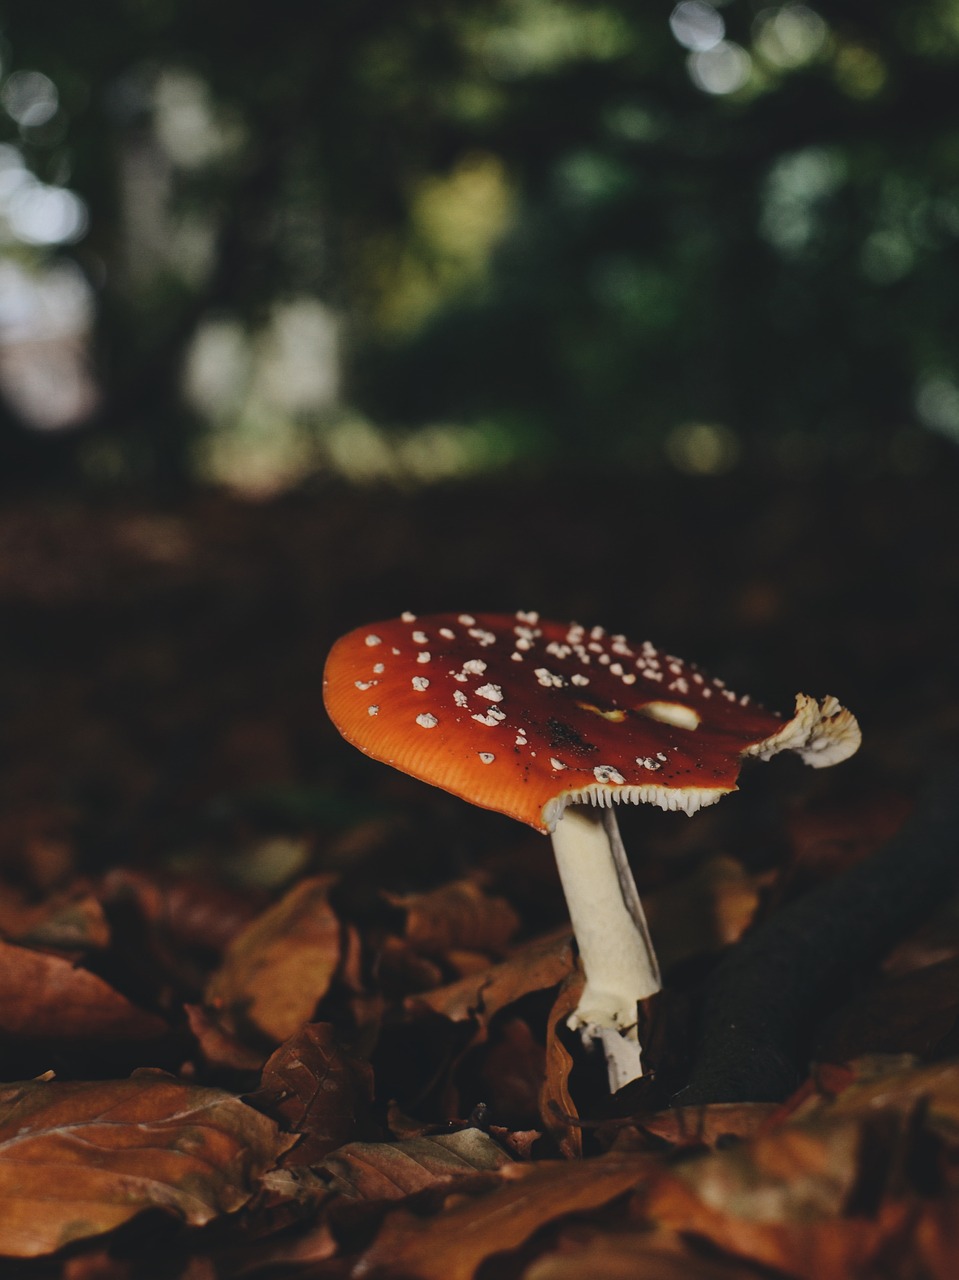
[205,874,341,1043]
[322,1127,513,1200]
[251,1022,375,1164]
[0,1074,295,1257]
[0,937,166,1042]
[385,879,520,957]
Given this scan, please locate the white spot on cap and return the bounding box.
[401,611,416,623]
[472,708,505,726]
[479,752,495,764]
[475,683,503,702]
[365,634,381,647]
[416,713,438,729]
[516,610,540,624]
[417,652,431,664]
[355,680,377,690]
[637,756,661,770]
[622,673,636,685]
[590,626,605,639]
[550,757,567,771]
[439,628,455,639]
[534,668,566,688]
[373,663,385,674]
[571,673,590,687]
[368,705,379,716]
[594,765,625,784]
[462,659,487,675]
[458,614,476,626]
[453,672,468,682]
[515,638,532,651]
[453,689,468,707]
[412,630,428,645]
[515,733,528,745]
[392,647,401,655]
[412,676,430,692]
[511,652,524,662]
[469,628,496,646]
[610,663,623,676]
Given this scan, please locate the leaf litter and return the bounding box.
[0,485,957,1277]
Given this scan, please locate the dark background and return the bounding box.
[0,0,955,876]
[1,0,959,486]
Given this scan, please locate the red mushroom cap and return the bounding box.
[323,611,860,833]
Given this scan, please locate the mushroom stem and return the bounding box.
[549,805,662,1091]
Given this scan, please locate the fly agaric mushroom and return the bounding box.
[323,612,860,1091]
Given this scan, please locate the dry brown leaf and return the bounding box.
[102,868,262,955]
[321,1127,514,1199]
[524,1227,764,1280]
[646,1164,913,1280]
[0,936,167,1041]
[185,1003,267,1072]
[385,879,520,957]
[205,874,341,1042]
[0,883,110,952]
[479,1017,546,1129]
[822,1057,959,1132]
[250,1022,375,1164]
[0,1073,295,1257]
[353,1154,655,1280]
[539,969,584,1159]
[642,1106,917,1280]
[416,928,575,1025]
[619,1102,779,1152]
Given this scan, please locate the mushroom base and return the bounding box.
[549,805,662,1091]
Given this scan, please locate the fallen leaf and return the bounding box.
[102,868,263,955]
[185,1003,266,1072]
[617,1102,779,1152]
[205,874,341,1042]
[417,928,575,1025]
[385,879,520,957]
[353,1154,654,1280]
[321,1127,514,1199]
[0,883,110,952]
[0,937,166,1041]
[524,1227,764,1280]
[250,1022,375,1164]
[822,1057,959,1133]
[646,1164,913,1280]
[642,1100,919,1280]
[0,1074,295,1257]
[477,1016,546,1129]
[539,970,584,1159]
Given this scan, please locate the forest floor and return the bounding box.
[0,451,957,1278]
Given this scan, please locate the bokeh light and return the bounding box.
[1,70,58,128]
[752,5,827,69]
[669,1,725,53]
[687,42,752,95]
